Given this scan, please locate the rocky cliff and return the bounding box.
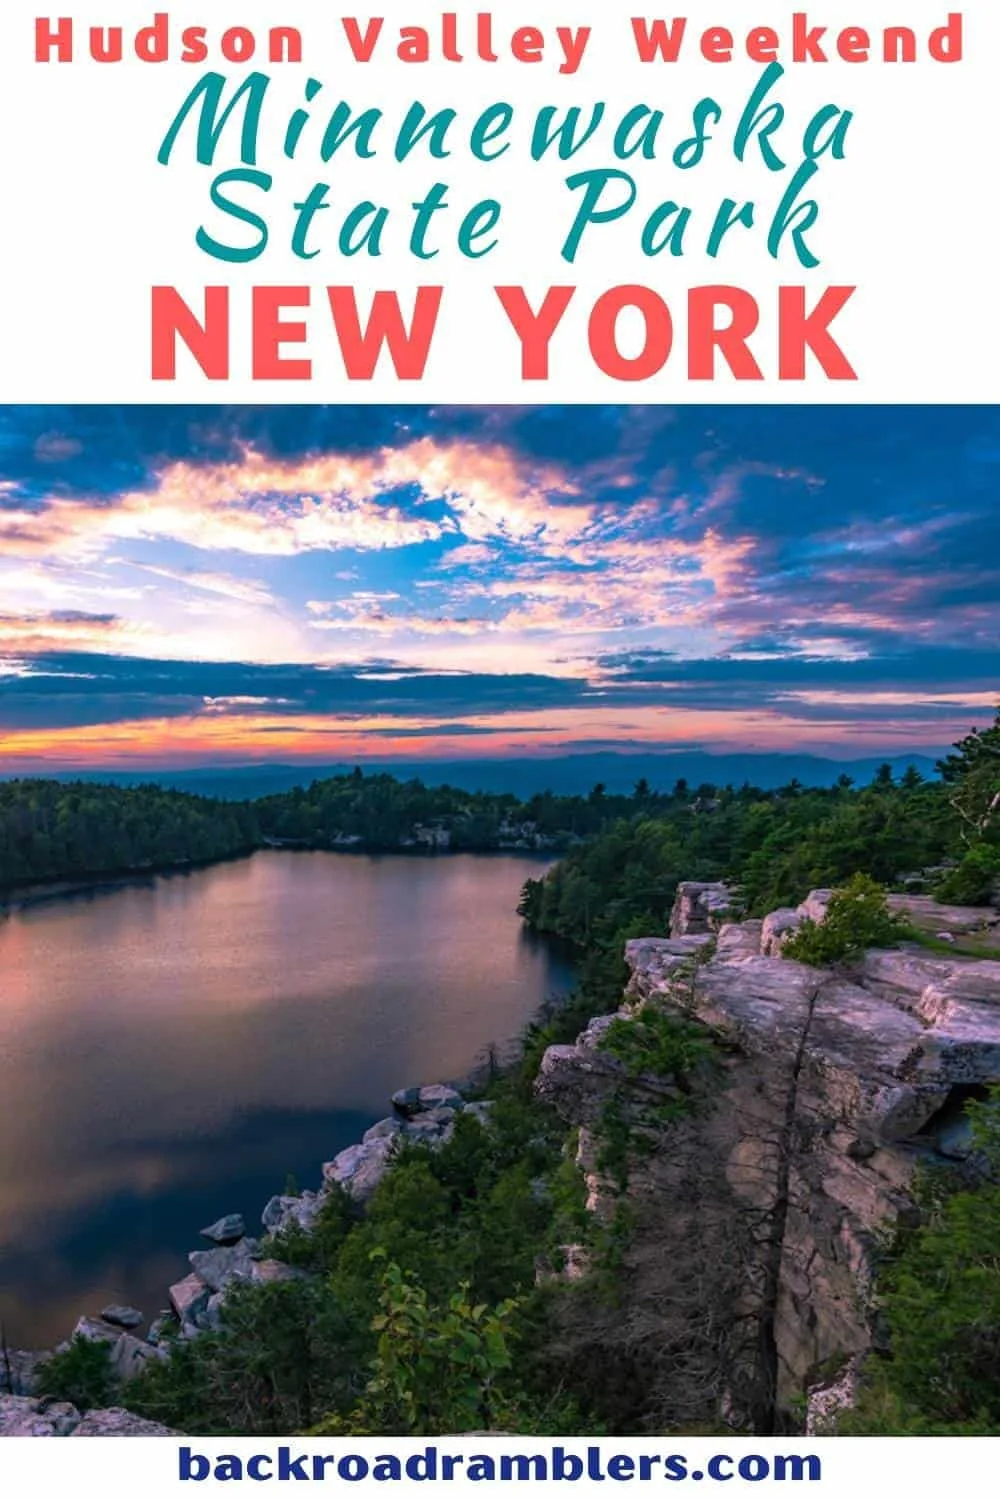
[537,881,1000,1432]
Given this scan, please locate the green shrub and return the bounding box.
[596,1094,633,1193]
[332,1158,458,1318]
[548,1136,590,1247]
[35,1335,116,1411]
[783,873,907,965]
[884,1187,1000,1425]
[843,1087,1000,1435]
[599,1007,714,1082]
[316,1256,519,1436]
[934,843,1000,906]
[844,1178,1000,1434]
[127,1278,366,1436]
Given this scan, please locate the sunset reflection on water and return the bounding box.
[0,851,574,1346]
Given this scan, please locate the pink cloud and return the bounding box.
[0,438,591,561]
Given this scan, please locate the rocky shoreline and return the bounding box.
[0,1080,489,1436]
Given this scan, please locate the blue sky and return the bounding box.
[0,405,997,769]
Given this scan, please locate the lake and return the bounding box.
[0,851,575,1347]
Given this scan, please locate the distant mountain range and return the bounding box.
[10,750,947,801]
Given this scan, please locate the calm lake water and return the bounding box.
[0,851,574,1347]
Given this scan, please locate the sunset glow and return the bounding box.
[1,405,997,772]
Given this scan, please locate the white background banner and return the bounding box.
[0,0,996,401]
[0,1436,998,1488]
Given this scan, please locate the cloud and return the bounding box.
[123,562,276,607]
[0,651,593,733]
[437,543,497,569]
[2,405,999,766]
[387,437,589,545]
[0,560,147,610]
[0,437,591,562]
[438,527,756,642]
[0,451,435,560]
[33,433,84,463]
[1,639,994,746]
[597,644,1000,698]
[319,721,562,740]
[312,610,494,638]
[0,609,133,655]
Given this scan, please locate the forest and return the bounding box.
[3,759,956,892]
[0,771,619,891]
[4,736,996,898]
[0,779,260,891]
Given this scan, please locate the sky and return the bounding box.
[0,404,997,772]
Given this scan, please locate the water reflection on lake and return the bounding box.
[0,851,574,1346]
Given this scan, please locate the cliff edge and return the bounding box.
[537,880,1000,1431]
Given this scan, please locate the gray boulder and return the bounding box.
[262,1193,291,1231]
[421,1105,459,1127]
[670,881,735,936]
[262,1190,321,1235]
[110,1334,161,1382]
[858,948,957,1004]
[536,1010,666,1124]
[1,1395,174,1436]
[100,1304,144,1331]
[200,1213,246,1245]
[761,908,803,956]
[614,908,1000,1414]
[391,1083,464,1117]
[0,1348,46,1396]
[201,1293,226,1331]
[798,890,834,925]
[188,1239,260,1293]
[168,1272,211,1325]
[716,921,763,960]
[323,1137,394,1202]
[858,950,1000,1036]
[363,1116,404,1143]
[887,893,999,936]
[937,1114,975,1160]
[404,1106,459,1144]
[463,1100,495,1128]
[0,1396,81,1436]
[71,1406,178,1436]
[624,937,713,990]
